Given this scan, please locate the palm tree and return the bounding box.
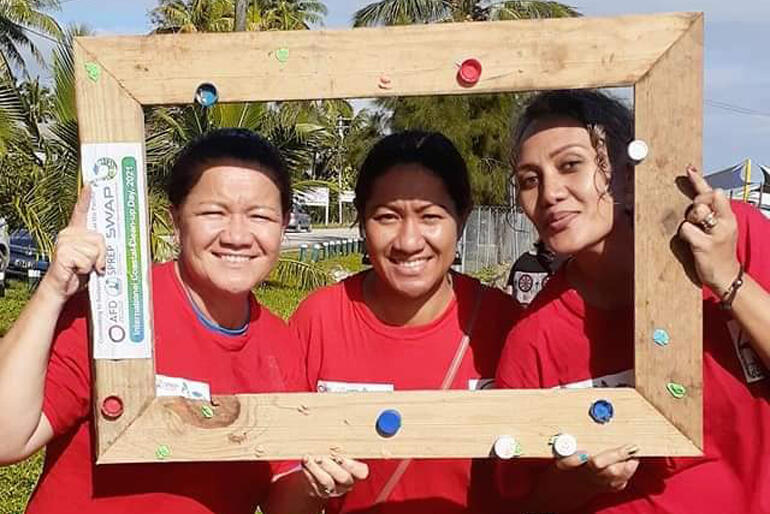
[0,0,62,78]
[150,0,234,33]
[353,0,578,26]
[256,0,327,30]
[151,0,327,33]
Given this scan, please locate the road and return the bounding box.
[281,226,361,250]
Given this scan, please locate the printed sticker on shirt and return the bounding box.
[468,378,495,390]
[558,369,634,389]
[316,380,394,393]
[727,320,767,384]
[156,374,211,401]
[514,271,547,306]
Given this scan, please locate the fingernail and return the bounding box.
[626,445,640,455]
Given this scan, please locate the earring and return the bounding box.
[361,251,371,265]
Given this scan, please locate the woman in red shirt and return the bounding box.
[496,90,770,513]
[291,131,520,513]
[0,128,365,513]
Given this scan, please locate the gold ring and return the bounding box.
[699,211,718,233]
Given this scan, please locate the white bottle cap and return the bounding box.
[552,433,578,458]
[493,435,521,460]
[627,140,649,163]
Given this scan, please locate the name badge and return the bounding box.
[317,380,394,393]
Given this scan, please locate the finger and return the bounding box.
[555,450,590,471]
[303,456,335,496]
[692,191,716,209]
[318,458,354,489]
[339,457,370,481]
[711,188,733,219]
[686,164,712,196]
[609,479,630,492]
[94,234,107,274]
[604,460,640,491]
[678,221,711,249]
[64,241,103,271]
[67,252,95,275]
[595,459,639,482]
[685,202,712,226]
[589,444,639,471]
[68,185,92,229]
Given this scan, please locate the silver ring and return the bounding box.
[323,486,335,496]
[699,211,718,233]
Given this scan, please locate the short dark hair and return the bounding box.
[510,90,633,180]
[354,130,472,222]
[167,128,292,214]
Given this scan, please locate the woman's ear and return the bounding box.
[170,206,181,246]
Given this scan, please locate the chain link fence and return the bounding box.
[459,206,538,274]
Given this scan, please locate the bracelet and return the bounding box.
[719,266,744,310]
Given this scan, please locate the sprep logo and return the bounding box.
[92,157,117,182]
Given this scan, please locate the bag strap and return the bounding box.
[374,280,486,504]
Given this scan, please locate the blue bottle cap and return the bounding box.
[652,328,670,346]
[589,399,614,424]
[194,83,219,107]
[376,409,402,438]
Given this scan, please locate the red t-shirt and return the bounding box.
[496,202,770,513]
[27,261,308,514]
[290,271,521,514]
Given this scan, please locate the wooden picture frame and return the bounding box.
[74,12,704,464]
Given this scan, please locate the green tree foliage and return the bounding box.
[353,0,578,26]
[381,93,527,205]
[150,0,327,33]
[354,0,580,205]
[0,0,61,78]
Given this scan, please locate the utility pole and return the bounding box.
[336,117,347,224]
[234,0,247,31]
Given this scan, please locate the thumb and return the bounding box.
[68,184,92,228]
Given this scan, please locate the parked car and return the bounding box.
[287,204,312,232]
[0,218,9,297]
[7,229,49,285]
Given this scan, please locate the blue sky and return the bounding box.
[27,0,770,171]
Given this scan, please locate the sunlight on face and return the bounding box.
[514,117,615,256]
[364,164,460,300]
[173,161,285,297]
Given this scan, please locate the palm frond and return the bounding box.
[271,257,330,290]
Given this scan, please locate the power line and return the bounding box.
[705,99,770,119]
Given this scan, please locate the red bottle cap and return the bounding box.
[458,58,482,86]
[101,395,124,420]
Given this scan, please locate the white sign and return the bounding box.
[156,374,211,401]
[81,143,152,360]
[339,190,355,203]
[295,186,329,207]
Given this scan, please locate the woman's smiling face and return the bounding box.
[363,163,461,300]
[514,116,616,257]
[173,160,286,297]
